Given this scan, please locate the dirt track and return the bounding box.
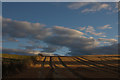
[5,55,120,80]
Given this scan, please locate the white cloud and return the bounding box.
[86,26,95,32]
[78,26,86,31]
[81,3,110,13]
[98,24,112,29]
[86,26,106,37]
[68,2,90,9]
[67,2,116,13]
[97,38,118,43]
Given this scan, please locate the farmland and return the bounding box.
[2,54,120,80]
[2,54,33,79]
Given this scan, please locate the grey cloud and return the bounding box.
[3,18,51,40]
[3,17,118,56]
[92,43,118,55]
[2,48,36,55]
[43,45,61,53]
[2,48,55,56]
[6,37,19,42]
[52,26,84,37]
[68,43,118,56]
[19,42,45,50]
[45,35,99,55]
[44,25,117,56]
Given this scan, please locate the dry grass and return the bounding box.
[2,54,120,79]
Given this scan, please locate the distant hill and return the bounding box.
[2,53,32,59]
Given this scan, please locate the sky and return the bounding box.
[1,2,119,56]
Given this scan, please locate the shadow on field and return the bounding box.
[2,55,120,80]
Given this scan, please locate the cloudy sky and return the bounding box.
[2,2,119,56]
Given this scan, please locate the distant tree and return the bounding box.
[38,53,44,57]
